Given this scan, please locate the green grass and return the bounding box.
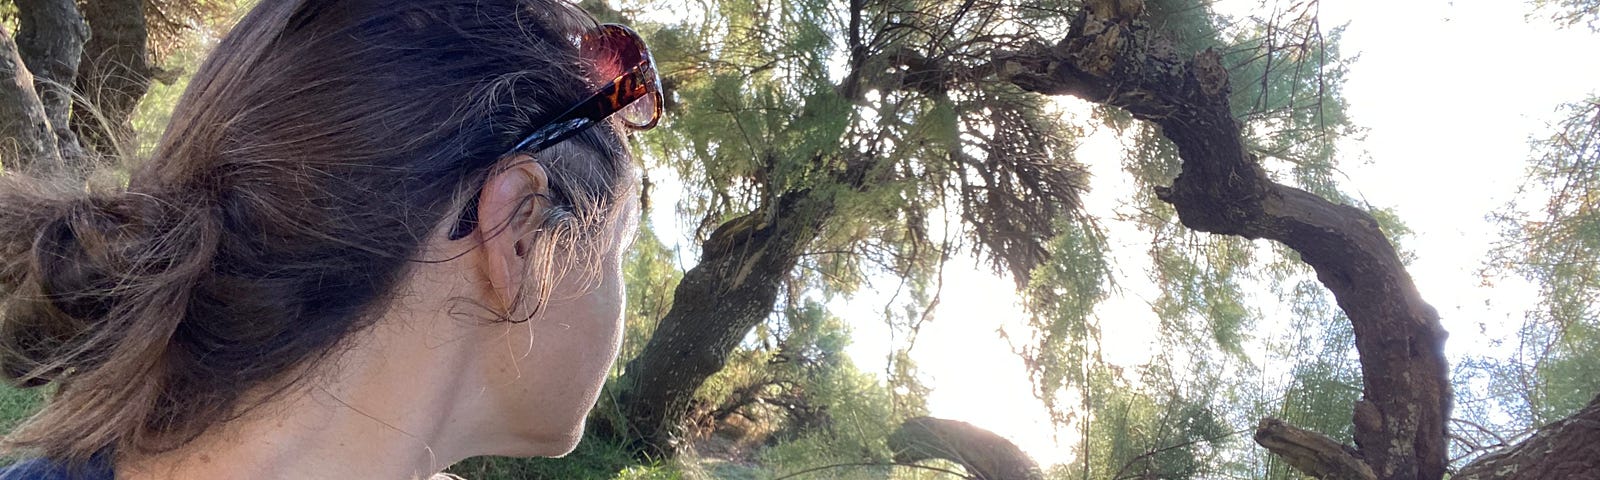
[0,385,41,434]
[0,384,44,463]
[446,431,672,480]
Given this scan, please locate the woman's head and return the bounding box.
[0,0,641,464]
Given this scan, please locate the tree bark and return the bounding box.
[614,191,834,454]
[1454,393,1600,480]
[889,416,1045,480]
[72,0,156,158]
[0,25,63,172]
[1005,6,1450,480]
[14,0,89,162]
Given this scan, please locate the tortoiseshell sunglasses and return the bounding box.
[449,23,662,240]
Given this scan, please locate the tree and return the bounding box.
[0,12,69,172]
[609,0,1090,454]
[0,0,232,171]
[602,0,1453,478]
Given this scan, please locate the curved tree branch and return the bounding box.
[888,416,1044,480]
[1003,4,1450,479]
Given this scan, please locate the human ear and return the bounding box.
[475,154,551,311]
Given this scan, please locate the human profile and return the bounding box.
[0,0,658,477]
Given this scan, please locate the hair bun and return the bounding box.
[0,181,216,387]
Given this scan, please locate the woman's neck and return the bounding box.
[119,305,489,479]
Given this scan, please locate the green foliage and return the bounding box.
[145,0,249,63]
[637,0,853,237]
[664,299,913,480]
[635,0,1377,477]
[627,0,1095,468]
[1018,218,1111,425]
[448,432,677,480]
[1141,0,1225,56]
[1235,280,1361,480]
[1149,233,1257,358]
[0,387,37,464]
[1222,9,1363,202]
[1113,2,1366,365]
[617,221,684,369]
[635,0,1093,294]
[1277,283,1360,440]
[614,464,686,480]
[1117,124,1266,368]
[1478,98,1600,431]
[703,300,909,433]
[0,4,15,33]
[130,32,220,157]
[1050,369,1232,480]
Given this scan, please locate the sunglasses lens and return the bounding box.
[618,91,659,128]
[587,24,660,130]
[610,26,646,68]
[587,26,641,81]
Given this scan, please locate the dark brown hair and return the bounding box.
[0,0,633,464]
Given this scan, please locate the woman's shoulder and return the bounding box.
[0,457,113,480]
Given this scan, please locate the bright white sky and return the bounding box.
[819,0,1600,468]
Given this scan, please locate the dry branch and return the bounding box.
[1254,418,1377,480]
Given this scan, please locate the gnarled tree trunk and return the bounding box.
[14,0,88,163]
[613,191,834,453]
[1003,3,1450,479]
[14,0,89,163]
[3,0,159,172]
[72,0,157,158]
[0,25,62,172]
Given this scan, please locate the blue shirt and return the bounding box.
[0,455,113,480]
